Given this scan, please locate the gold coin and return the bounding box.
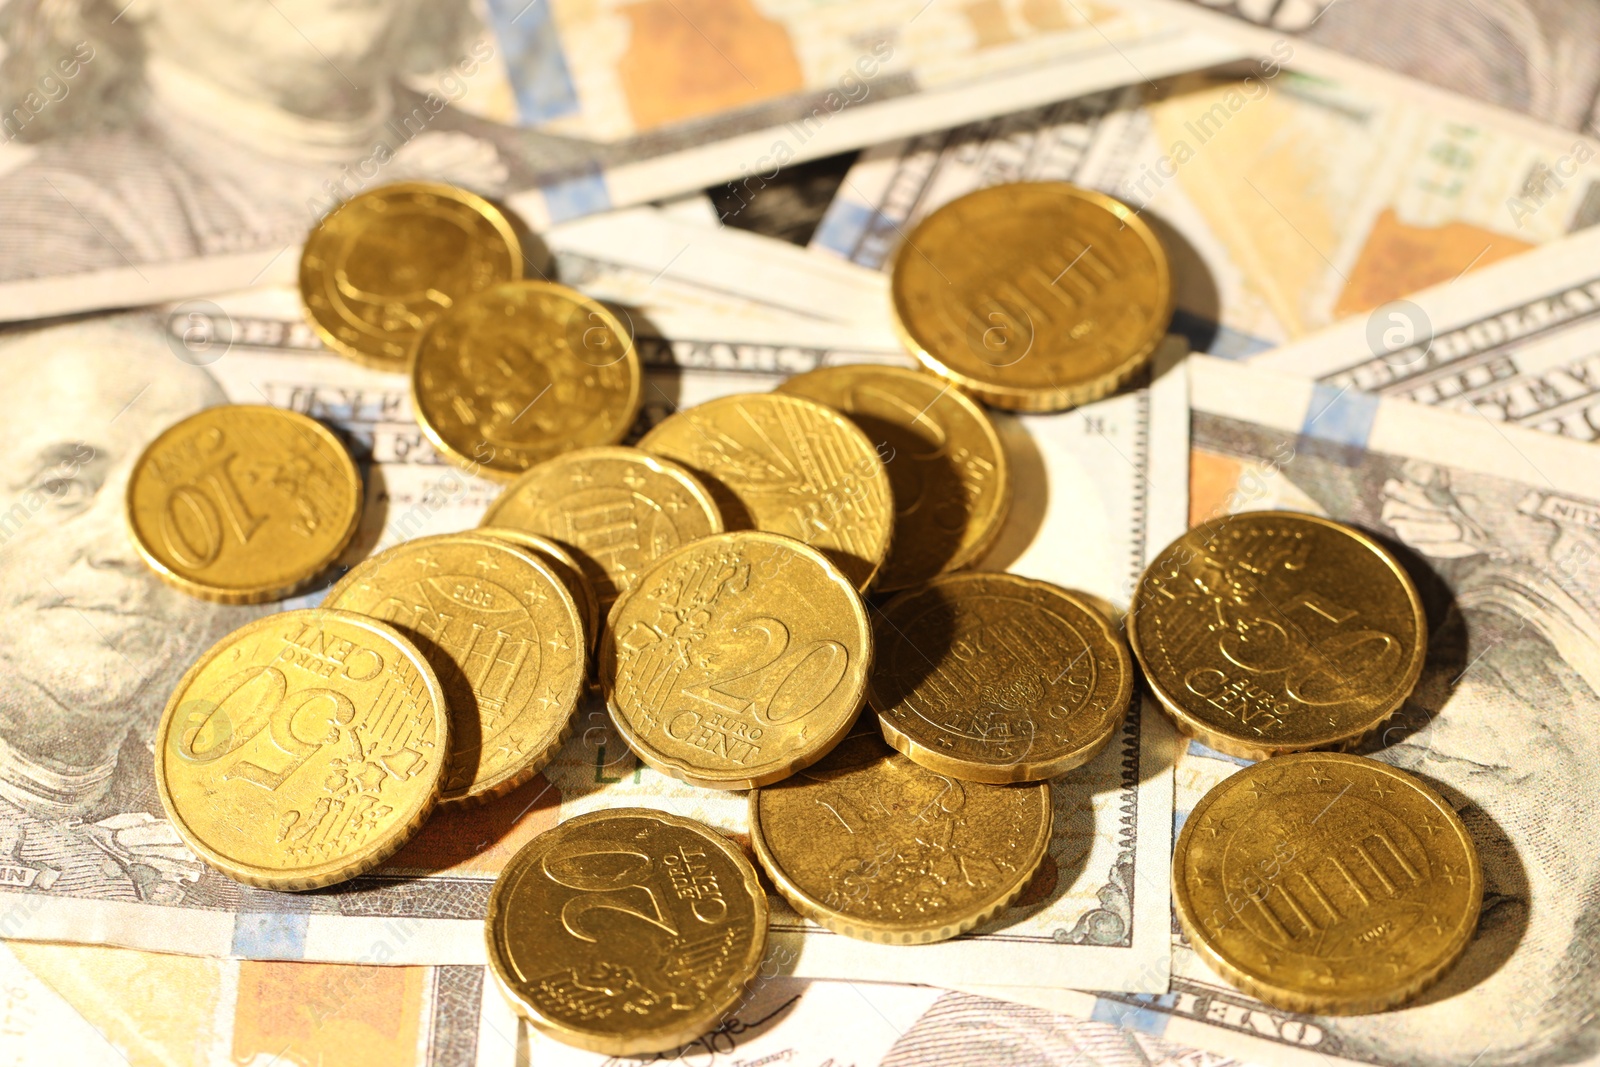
[325,533,585,805]
[1129,511,1427,760]
[154,608,447,890]
[599,531,872,789]
[480,446,723,613]
[1173,752,1481,1015]
[486,807,768,1055]
[125,405,362,604]
[637,393,893,591]
[411,281,641,480]
[749,731,1051,943]
[778,364,1010,591]
[299,181,523,371]
[890,182,1172,412]
[478,527,602,652]
[868,573,1131,783]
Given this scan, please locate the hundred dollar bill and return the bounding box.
[810,64,1599,357]
[962,354,1600,1067]
[0,940,1253,1067]
[0,0,1242,322]
[0,269,1184,991]
[1249,223,1600,441]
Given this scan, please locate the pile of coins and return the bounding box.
[129,180,1480,1052]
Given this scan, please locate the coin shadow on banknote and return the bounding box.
[491,197,554,282]
[1138,211,1220,354]
[973,414,1046,572]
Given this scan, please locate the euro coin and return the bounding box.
[126,405,362,604]
[154,608,447,890]
[749,731,1050,943]
[325,533,585,805]
[1128,511,1427,760]
[600,531,872,789]
[300,181,522,371]
[411,281,641,480]
[890,182,1172,412]
[486,807,767,1055]
[478,527,601,652]
[778,363,1010,591]
[868,573,1131,783]
[480,446,723,613]
[1173,752,1481,1015]
[637,393,892,592]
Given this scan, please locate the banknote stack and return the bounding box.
[0,1,1598,1065]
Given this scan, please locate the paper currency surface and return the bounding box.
[0,230,1184,991]
[1248,223,1600,442]
[964,354,1600,1067]
[810,67,1599,357]
[0,0,1241,322]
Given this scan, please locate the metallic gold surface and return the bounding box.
[1129,511,1427,760]
[485,807,768,1055]
[411,281,641,480]
[1173,752,1481,1015]
[125,405,362,604]
[637,393,892,591]
[480,446,723,612]
[478,527,602,652]
[749,731,1051,943]
[890,182,1172,412]
[299,181,522,371]
[600,531,872,789]
[778,364,1010,591]
[325,533,585,805]
[868,573,1132,783]
[154,608,447,890]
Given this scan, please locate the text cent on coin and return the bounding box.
[638,393,893,592]
[486,808,767,1055]
[481,446,723,610]
[1129,511,1427,760]
[1173,753,1481,1015]
[126,405,362,604]
[778,364,1010,591]
[869,573,1131,783]
[890,182,1172,413]
[154,608,447,890]
[750,732,1051,943]
[299,181,522,371]
[325,533,586,805]
[412,281,641,480]
[600,531,872,789]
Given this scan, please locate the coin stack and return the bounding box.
[127,180,1478,1053]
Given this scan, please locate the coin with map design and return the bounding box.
[411,281,640,480]
[637,393,892,591]
[600,531,872,789]
[890,182,1172,412]
[486,807,767,1055]
[154,609,447,890]
[1174,752,1482,1014]
[481,446,722,613]
[778,363,1010,591]
[299,181,523,371]
[1129,511,1427,759]
[325,533,585,805]
[126,405,362,604]
[750,731,1051,943]
[869,572,1132,783]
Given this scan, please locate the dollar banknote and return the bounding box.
[0,0,1243,322]
[1156,0,1600,137]
[0,229,1187,990]
[0,940,1254,1067]
[961,353,1600,1067]
[1249,222,1600,441]
[810,65,1599,357]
